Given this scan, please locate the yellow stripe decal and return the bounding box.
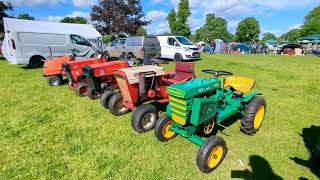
[169,96,187,105]
[172,114,186,125]
[170,102,187,111]
[171,108,186,116]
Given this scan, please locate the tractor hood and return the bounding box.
[167,78,221,99]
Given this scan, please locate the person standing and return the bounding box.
[210,40,216,54]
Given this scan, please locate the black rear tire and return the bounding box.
[131,104,158,133]
[47,75,62,86]
[154,115,177,142]
[174,53,183,62]
[196,136,227,174]
[75,83,88,97]
[108,93,130,116]
[100,91,115,109]
[241,96,267,135]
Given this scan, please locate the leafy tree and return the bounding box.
[261,32,276,43]
[167,9,177,34]
[102,35,116,44]
[60,17,87,24]
[0,1,13,32]
[300,6,320,36]
[236,17,260,43]
[280,29,301,42]
[194,13,234,42]
[91,0,150,36]
[18,14,35,20]
[136,27,148,36]
[166,0,191,37]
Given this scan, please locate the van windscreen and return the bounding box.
[175,36,193,45]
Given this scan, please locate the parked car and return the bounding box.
[105,36,161,65]
[280,44,303,55]
[157,36,200,61]
[2,18,102,67]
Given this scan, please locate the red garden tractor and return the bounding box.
[82,61,130,100]
[61,52,109,96]
[103,60,195,133]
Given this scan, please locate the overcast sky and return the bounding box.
[6,0,320,36]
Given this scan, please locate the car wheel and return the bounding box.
[174,53,183,62]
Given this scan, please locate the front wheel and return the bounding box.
[47,75,62,86]
[108,93,130,116]
[75,83,88,97]
[154,115,177,142]
[196,136,227,174]
[131,104,158,133]
[100,91,115,109]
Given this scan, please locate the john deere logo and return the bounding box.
[167,87,185,98]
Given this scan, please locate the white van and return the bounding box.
[2,18,102,67]
[157,36,200,61]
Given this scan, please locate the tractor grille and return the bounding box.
[169,96,190,125]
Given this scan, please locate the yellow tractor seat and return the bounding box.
[224,76,255,92]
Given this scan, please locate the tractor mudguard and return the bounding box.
[241,93,261,103]
[166,104,172,117]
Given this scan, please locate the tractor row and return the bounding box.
[42,51,267,173]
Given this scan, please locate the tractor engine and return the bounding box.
[166,78,222,127]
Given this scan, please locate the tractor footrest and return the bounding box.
[171,122,205,146]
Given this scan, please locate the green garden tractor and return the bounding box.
[154,70,267,173]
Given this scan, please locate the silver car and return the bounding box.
[106,36,161,64]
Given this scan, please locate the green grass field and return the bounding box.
[0,54,319,179]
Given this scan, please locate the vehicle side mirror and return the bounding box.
[174,42,180,47]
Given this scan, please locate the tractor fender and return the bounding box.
[166,104,172,117]
[241,93,262,103]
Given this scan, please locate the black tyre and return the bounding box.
[29,56,45,68]
[47,75,62,86]
[76,83,88,97]
[154,115,178,142]
[100,91,115,109]
[196,136,227,174]
[241,96,267,135]
[131,104,158,133]
[87,88,100,100]
[174,53,183,62]
[108,93,130,116]
[68,81,74,90]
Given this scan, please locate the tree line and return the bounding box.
[1,0,320,43]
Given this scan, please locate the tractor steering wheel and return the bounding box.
[202,69,233,77]
[151,58,169,66]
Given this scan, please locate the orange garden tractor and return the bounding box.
[103,60,196,133]
[61,52,109,96]
[43,49,80,86]
[154,69,267,173]
[82,61,130,100]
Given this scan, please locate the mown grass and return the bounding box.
[0,54,319,179]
